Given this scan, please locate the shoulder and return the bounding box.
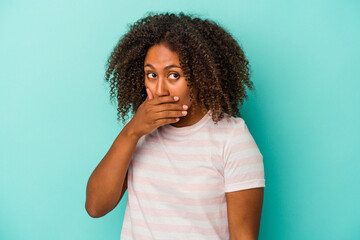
[202,112,248,148]
[215,113,259,152]
[209,112,246,133]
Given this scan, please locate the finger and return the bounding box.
[146,88,154,100]
[152,95,179,105]
[154,109,188,120]
[154,117,180,127]
[154,103,187,113]
[145,88,150,100]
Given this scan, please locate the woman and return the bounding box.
[85,12,265,240]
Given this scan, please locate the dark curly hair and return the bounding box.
[104,12,254,125]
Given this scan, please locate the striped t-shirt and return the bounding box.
[120,110,265,240]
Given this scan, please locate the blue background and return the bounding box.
[1,0,359,239]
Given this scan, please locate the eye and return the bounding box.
[146,72,157,79]
[169,73,180,80]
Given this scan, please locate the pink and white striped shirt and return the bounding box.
[120,110,265,240]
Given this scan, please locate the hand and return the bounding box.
[127,88,188,139]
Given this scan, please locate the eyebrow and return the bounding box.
[144,64,181,70]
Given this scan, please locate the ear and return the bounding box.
[146,88,154,100]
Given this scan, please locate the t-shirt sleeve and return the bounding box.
[223,119,265,192]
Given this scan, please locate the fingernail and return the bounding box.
[173,96,179,100]
[182,111,187,115]
[182,105,188,110]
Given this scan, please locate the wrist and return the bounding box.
[122,122,141,141]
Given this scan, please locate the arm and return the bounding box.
[85,124,139,218]
[112,169,129,210]
[85,92,186,218]
[226,187,264,240]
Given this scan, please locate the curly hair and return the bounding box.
[104,12,254,125]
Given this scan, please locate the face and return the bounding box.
[144,43,193,106]
[144,43,204,124]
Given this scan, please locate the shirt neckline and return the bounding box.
[158,110,212,140]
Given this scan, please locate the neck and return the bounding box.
[170,103,208,128]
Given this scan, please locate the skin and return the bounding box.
[144,43,264,239]
[144,43,207,127]
[226,188,264,239]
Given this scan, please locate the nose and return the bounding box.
[155,77,170,97]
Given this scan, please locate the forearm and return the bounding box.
[85,123,139,218]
